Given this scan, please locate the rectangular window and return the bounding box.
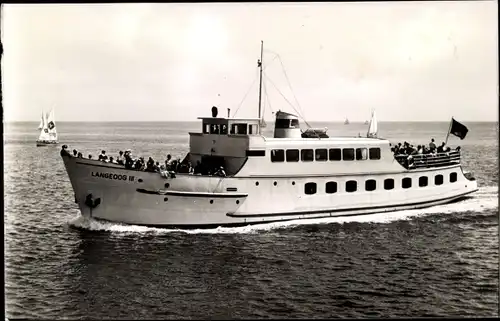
[286,149,299,162]
[384,178,394,190]
[365,179,376,191]
[369,148,381,160]
[301,149,314,162]
[236,124,247,135]
[326,181,337,194]
[419,176,428,187]
[435,174,444,185]
[230,124,236,134]
[315,149,328,161]
[329,148,341,161]
[220,124,228,135]
[203,123,210,134]
[210,124,220,134]
[305,182,317,195]
[402,177,412,189]
[343,148,355,161]
[450,172,457,183]
[346,180,357,192]
[356,148,368,160]
[271,149,285,162]
[248,125,253,135]
[246,150,266,157]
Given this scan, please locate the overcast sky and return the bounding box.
[2,2,498,122]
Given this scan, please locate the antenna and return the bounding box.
[257,40,263,134]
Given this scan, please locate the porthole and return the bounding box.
[255,181,259,186]
[164,183,170,188]
[236,200,240,204]
[164,197,168,202]
[273,181,277,186]
[138,179,143,183]
[210,200,214,204]
[292,181,295,185]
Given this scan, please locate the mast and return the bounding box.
[257,40,263,132]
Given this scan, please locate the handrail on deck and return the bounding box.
[394,150,461,169]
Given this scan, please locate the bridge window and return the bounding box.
[276,118,290,128]
[365,179,376,191]
[248,125,253,135]
[301,149,314,162]
[343,148,355,161]
[326,181,337,194]
[271,149,285,162]
[290,119,299,128]
[210,124,220,134]
[305,182,317,195]
[220,124,228,135]
[384,178,394,190]
[450,172,457,183]
[369,148,381,160]
[419,176,428,187]
[230,123,248,135]
[435,174,444,185]
[315,149,328,161]
[286,149,299,162]
[203,123,210,134]
[402,177,412,189]
[346,180,357,192]
[356,148,368,160]
[329,148,341,161]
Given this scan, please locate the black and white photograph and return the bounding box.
[3,1,498,319]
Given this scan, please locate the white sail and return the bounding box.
[46,108,58,141]
[37,108,58,143]
[38,110,44,129]
[367,109,378,138]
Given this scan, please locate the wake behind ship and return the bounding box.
[60,42,478,228]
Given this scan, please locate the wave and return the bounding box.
[67,186,498,235]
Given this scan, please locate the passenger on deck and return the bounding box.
[99,150,108,162]
[145,157,155,172]
[73,149,78,157]
[165,154,172,169]
[154,161,161,172]
[125,157,133,170]
[109,156,115,164]
[215,166,226,177]
[456,146,461,152]
[437,142,446,153]
[88,154,93,159]
[77,152,83,158]
[60,145,71,157]
[429,138,436,152]
[117,151,124,165]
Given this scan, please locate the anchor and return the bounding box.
[84,193,101,217]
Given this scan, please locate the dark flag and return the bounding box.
[449,117,468,140]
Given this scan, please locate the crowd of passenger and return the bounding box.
[60,145,227,177]
[391,138,460,157]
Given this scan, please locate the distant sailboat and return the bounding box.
[344,117,350,125]
[36,108,58,146]
[366,109,378,138]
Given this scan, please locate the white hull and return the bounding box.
[62,156,478,228]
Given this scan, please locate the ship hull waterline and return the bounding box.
[62,156,479,228]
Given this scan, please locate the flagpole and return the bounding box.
[445,116,453,145]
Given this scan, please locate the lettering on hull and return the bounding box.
[91,171,134,181]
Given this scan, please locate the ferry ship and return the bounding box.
[61,42,478,228]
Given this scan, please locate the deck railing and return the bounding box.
[395,150,461,169]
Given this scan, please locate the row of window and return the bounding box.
[271,147,381,162]
[203,123,257,135]
[303,172,458,194]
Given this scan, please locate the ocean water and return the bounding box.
[4,121,499,319]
